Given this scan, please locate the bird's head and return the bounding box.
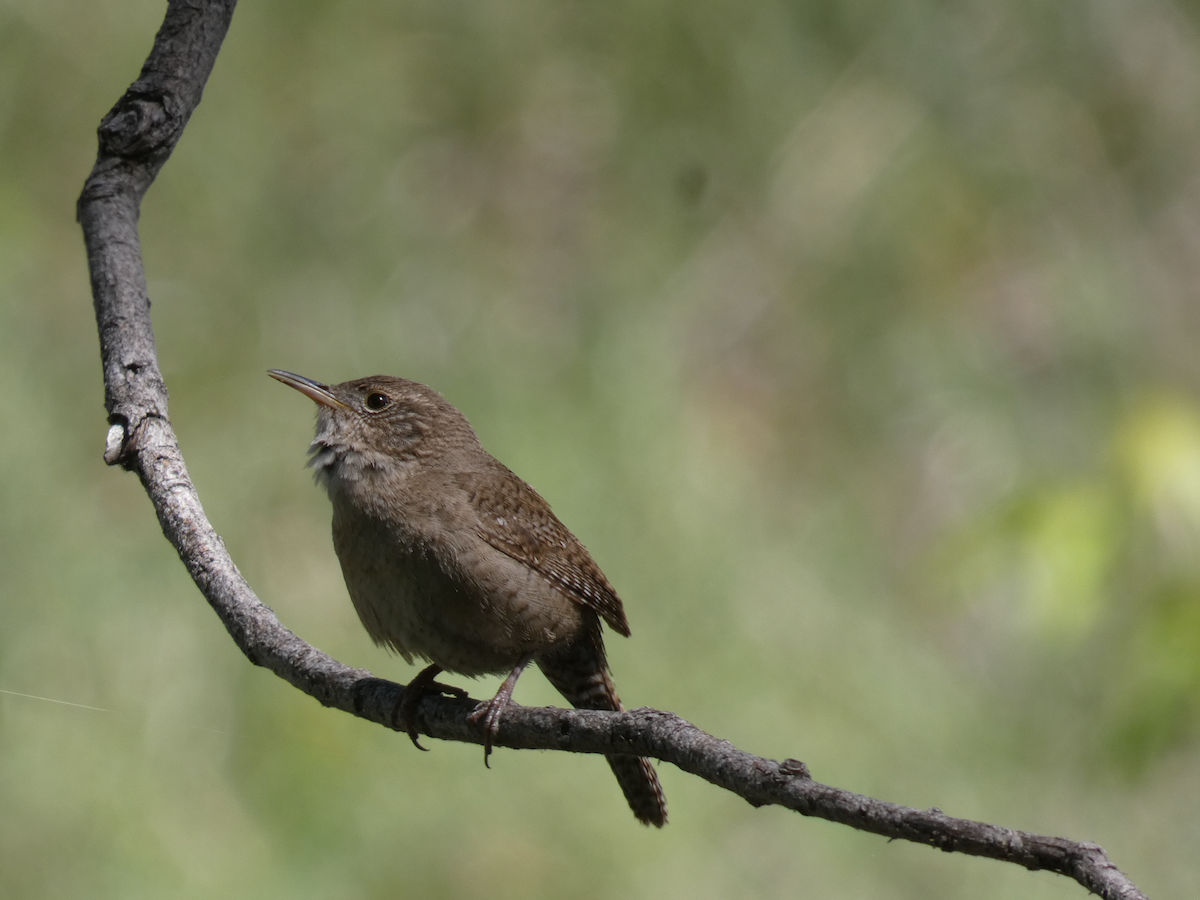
[268,370,480,486]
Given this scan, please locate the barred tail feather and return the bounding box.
[538,623,668,827]
[606,755,668,828]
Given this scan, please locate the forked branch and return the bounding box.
[76,3,1147,898]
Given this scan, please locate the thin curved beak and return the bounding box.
[268,369,351,410]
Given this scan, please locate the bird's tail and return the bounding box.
[538,627,668,827]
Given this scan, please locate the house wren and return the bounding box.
[269,369,667,827]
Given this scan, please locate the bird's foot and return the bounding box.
[466,695,509,768]
[467,654,533,767]
[394,664,468,751]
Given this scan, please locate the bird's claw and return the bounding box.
[466,653,532,768]
[467,695,512,768]
[393,665,467,750]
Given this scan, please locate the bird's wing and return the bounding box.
[455,467,631,636]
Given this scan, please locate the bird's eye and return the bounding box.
[365,392,391,411]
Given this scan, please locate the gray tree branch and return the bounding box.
[76,3,1148,898]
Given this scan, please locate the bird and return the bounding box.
[269,369,667,827]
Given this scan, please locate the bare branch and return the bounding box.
[77,3,1149,899]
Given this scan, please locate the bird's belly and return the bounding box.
[332,511,584,676]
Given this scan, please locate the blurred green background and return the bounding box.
[1,0,1198,896]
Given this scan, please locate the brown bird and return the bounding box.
[269,369,667,827]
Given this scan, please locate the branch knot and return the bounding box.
[104,421,128,467]
[98,90,183,159]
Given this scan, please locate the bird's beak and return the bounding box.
[268,370,352,410]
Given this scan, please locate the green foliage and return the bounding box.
[1,0,1198,897]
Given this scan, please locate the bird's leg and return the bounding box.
[468,653,534,767]
[394,663,468,751]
